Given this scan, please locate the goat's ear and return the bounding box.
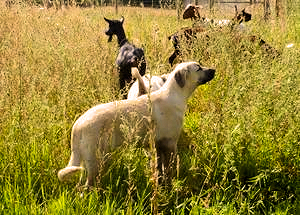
[120,16,124,24]
[175,70,186,88]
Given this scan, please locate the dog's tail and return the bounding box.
[131,67,148,96]
[58,166,83,182]
[58,128,83,182]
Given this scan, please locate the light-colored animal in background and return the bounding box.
[58,62,215,187]
[168,5,252,66]
[127,67,168,99]
[182,4,252,27]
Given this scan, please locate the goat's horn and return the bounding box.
[120,16,124,23]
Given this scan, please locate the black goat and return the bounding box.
[104,17,146,97]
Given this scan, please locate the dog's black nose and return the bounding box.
[206,69,215,80]
[198,68,215,85]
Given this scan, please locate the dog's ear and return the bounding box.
[175,70,186,88]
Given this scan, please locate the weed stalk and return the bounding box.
[146,66,159,215]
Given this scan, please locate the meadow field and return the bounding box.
[0,2,299,214]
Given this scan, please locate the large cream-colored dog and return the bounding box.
[58,62,215,187]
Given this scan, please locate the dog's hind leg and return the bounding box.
[80,135,100,187]
[169,49,181,66]
[84,159,99,187]
[58,128,83,182]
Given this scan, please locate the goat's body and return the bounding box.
[105,17,146,97]
[168,26,207,66]
[117,42,146,91]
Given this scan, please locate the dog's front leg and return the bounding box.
[156,138,177,183]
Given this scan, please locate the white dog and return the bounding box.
[58,62,215,187]
[127,68,168,99]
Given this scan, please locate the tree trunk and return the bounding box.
[277,0,286,31]
[264,0,270,21]
[276,0,283,17]
[209,0,214,10]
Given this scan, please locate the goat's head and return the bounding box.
[104,17,125,42]
[234,6,252,24]
[183,4,202,20]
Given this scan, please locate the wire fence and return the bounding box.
[5,0,260,8]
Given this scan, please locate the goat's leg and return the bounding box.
[169,49,181,66]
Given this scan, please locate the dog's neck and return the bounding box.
[161,80,192,108]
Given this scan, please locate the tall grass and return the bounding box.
[0,3,299,214]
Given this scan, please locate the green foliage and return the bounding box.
[0,4,299,214]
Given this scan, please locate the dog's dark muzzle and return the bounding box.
[198,69,215,84]
[206,69,215,80]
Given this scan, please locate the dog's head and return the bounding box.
[104,17,124,42]
[173,62,215,96]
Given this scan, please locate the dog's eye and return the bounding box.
[197,65,202,71]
